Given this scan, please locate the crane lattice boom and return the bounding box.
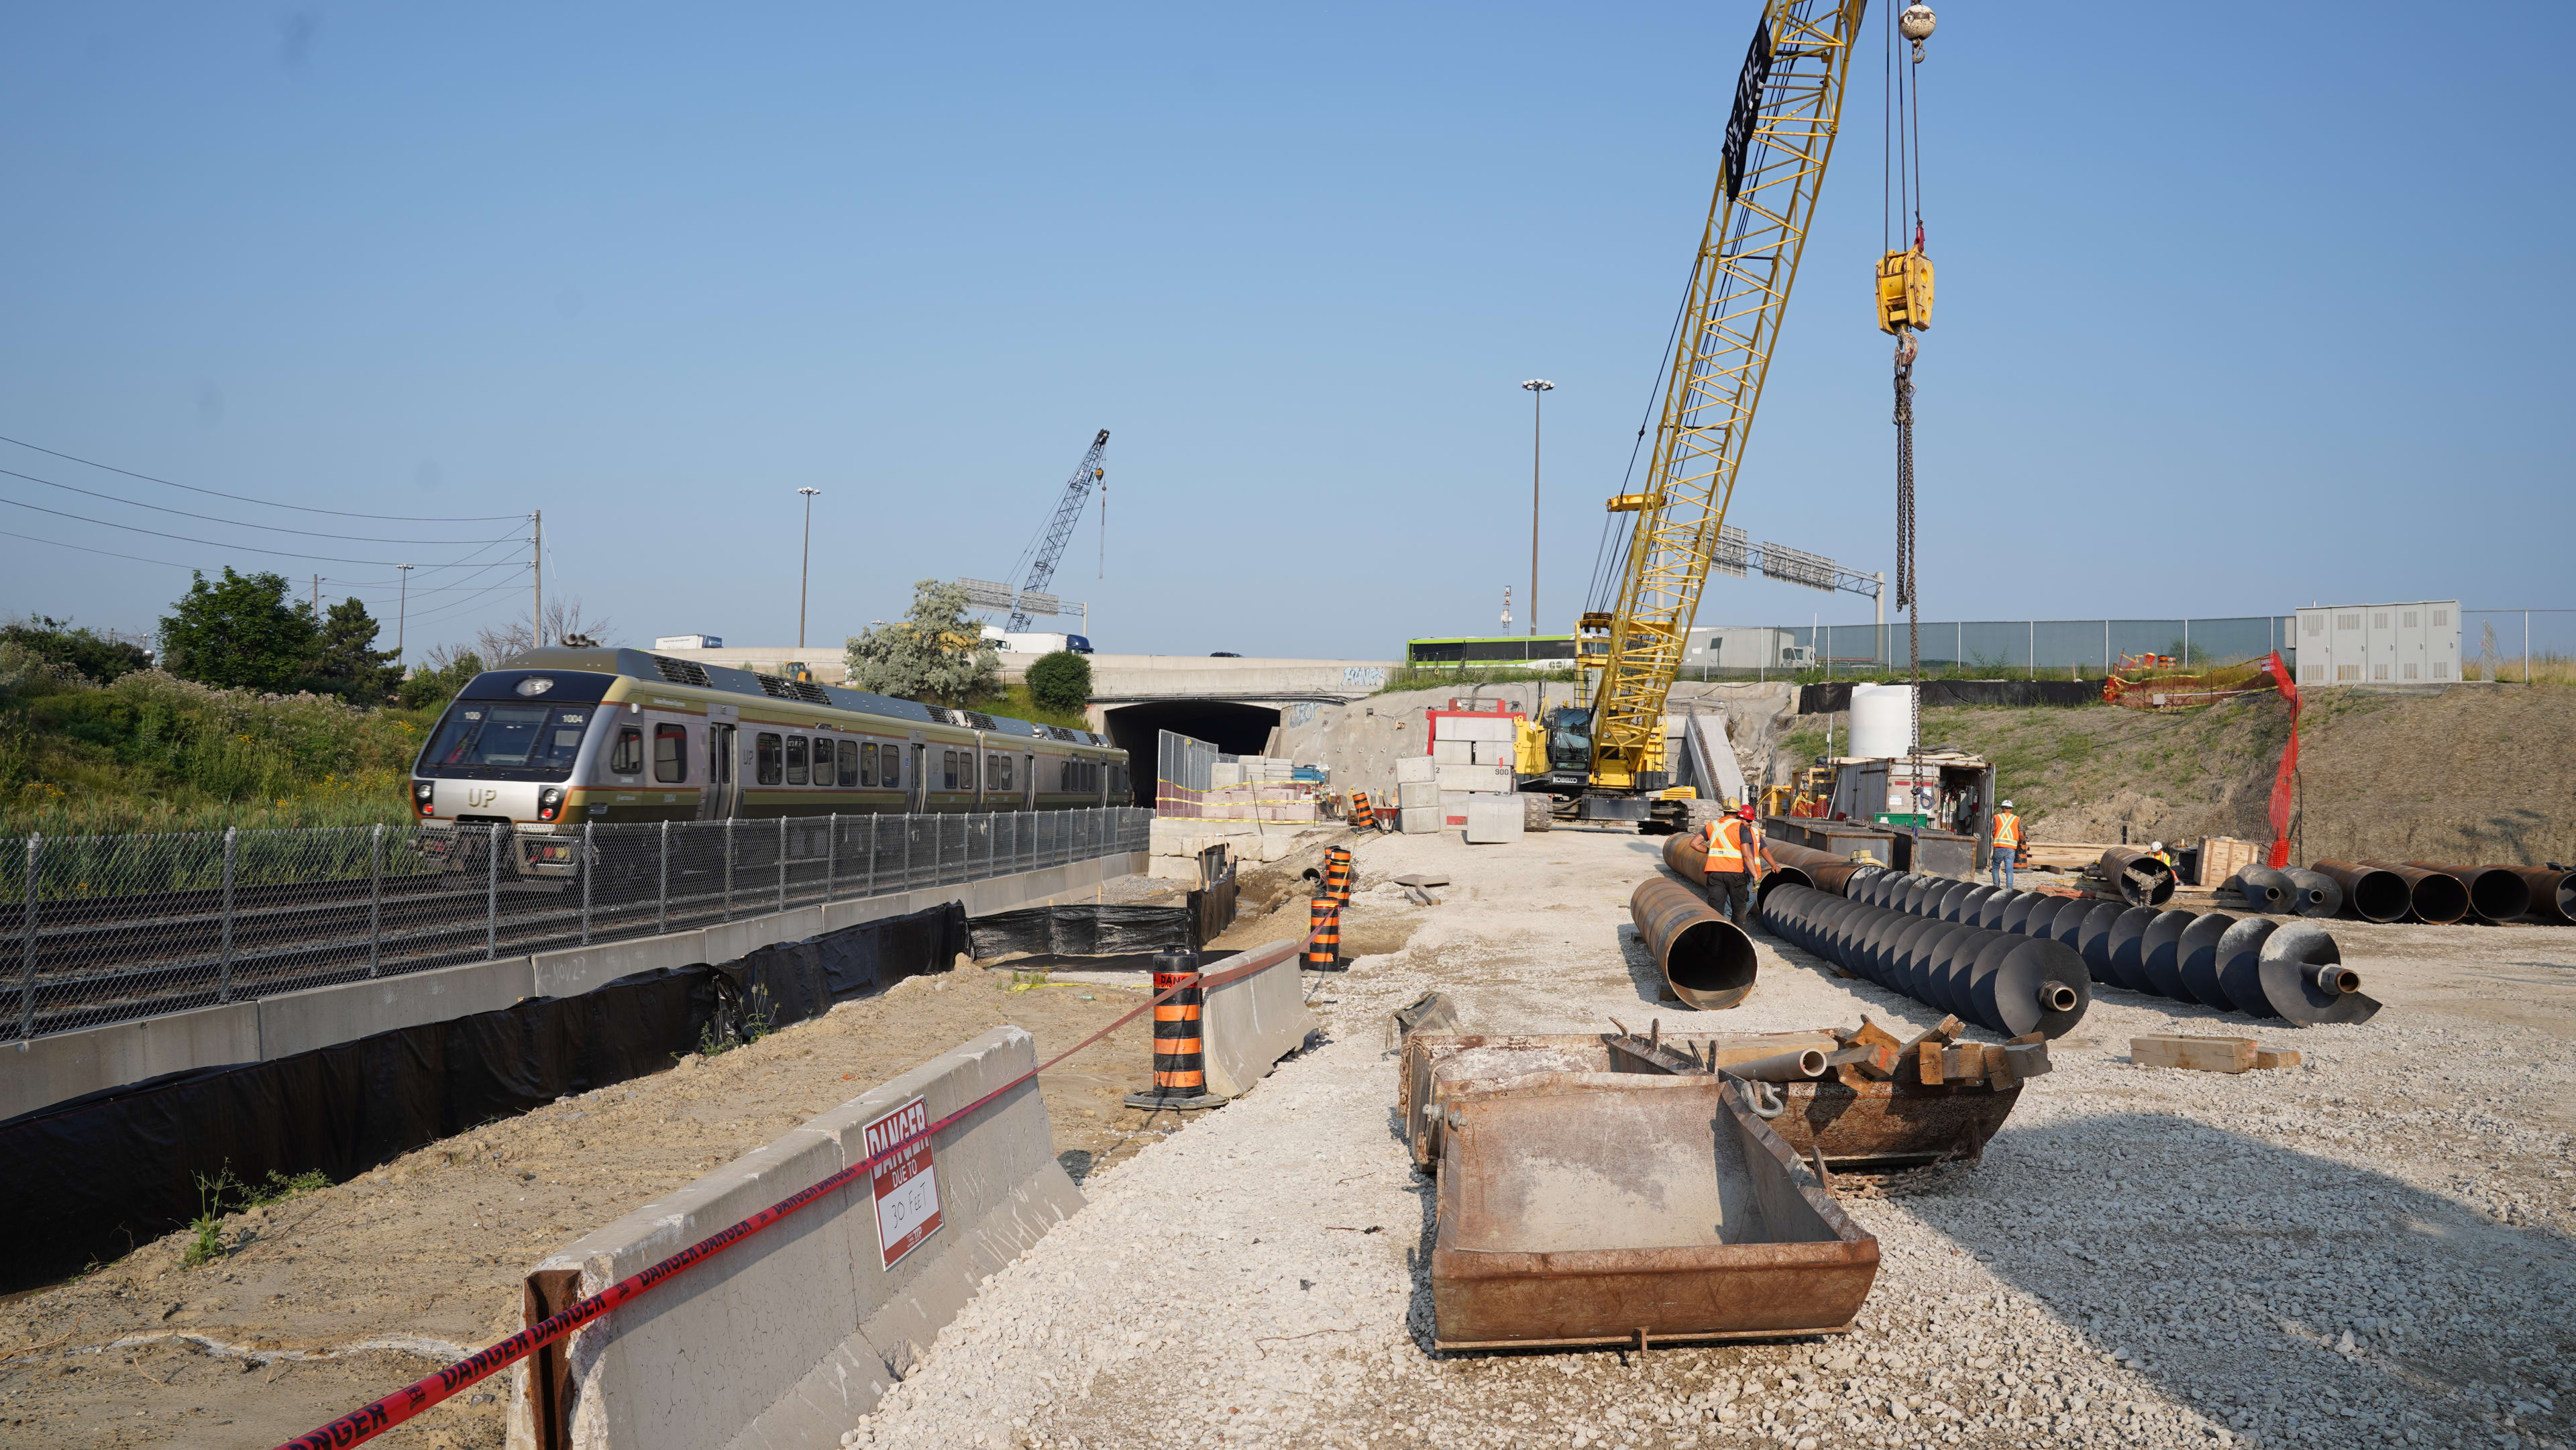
[1008,429,1110,631]
[1587,0,1866,790]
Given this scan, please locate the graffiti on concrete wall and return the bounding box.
[1283,701,1318,727]
[1340,666,1387,691]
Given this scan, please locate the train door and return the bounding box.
[908,731,927,813]
[1022,752,1036,810]
[700,704,741,820]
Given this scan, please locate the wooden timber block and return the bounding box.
[1904,1015,1963,1086]
[2253,1045,2302,1070]
[1982,1044,2020,1092]
[1939,1041,1986,1084]
[1850,1017,1907,1053]
[2002,1041,2052,1080]
[2131,1034,2257,1074]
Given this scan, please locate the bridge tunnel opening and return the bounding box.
[1099,699,1283,807]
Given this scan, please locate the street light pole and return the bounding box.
[796,488,822,650]
[394,564,413,664]
[1521,380,1554,638]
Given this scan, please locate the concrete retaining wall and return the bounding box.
[1,850,1147,1124]
[505,1026,1081,1450]
[1199,939,1315,1098]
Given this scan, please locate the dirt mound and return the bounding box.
[1920,686,2575,866]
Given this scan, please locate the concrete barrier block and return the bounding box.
[511,1027,1078,1450]
[1397,780,1440,808]
[1,1003,261,1123]
[1436,764,1510,792]
[700,906,829,965]
[1200,941,1315,1098]
[1431,739,1474,765]
[530,932,710,999]
[258,958,536,1061]
[1395,755,1439,784]
[1400,807,1441,834]
[1464,795,1526,844]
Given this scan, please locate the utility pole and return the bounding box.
[796,487,822,650]
[311,574,319,616]
[395,565,413,664]
[1520,380,1553,637]
[531,510,543,651]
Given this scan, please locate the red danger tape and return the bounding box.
[274,931,1313,1450]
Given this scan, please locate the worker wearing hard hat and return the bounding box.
[2149,841,2174,870]
[1703,803,1770,929]
[1990,799,2025,889]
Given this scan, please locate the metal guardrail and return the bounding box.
[3,807,1152,1045]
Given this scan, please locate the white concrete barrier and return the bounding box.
[505,1026,1080,1450]
[1199,939,1315,1098]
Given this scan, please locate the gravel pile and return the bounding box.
[844,829,2575,1450]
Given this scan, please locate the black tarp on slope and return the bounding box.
[0,900,966,1292]
[967,904,1196,961]
[1797,679,2100,714]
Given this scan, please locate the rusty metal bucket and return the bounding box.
[1430,1074,1880,1351]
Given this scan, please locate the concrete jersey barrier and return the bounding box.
[505,1026,1080,1450]
[1198,938,1315,1098]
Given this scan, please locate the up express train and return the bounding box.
[409,647,1130,878]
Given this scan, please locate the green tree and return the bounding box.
[158,569,316,693]
[396,647,485,710]
[1026,650,1092,714]
[845,579,1001,707]
[309,597,403,703]
[1,616,152,684]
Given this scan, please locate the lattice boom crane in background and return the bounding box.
[1558,0,1870,828]
[1006,429,1110,632]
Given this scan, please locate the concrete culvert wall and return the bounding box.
[1099,701,1283,806]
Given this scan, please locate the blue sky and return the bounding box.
[2,2,2567,662]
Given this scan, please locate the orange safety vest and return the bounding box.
[1704,817,1755,874]
[1992,811,2023,851]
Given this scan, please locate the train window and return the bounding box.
[786,735,809,785]
[883,747,900,789]
[838,739,859,787]
[610,725,643,776]
[654,724,688,782]
[757,733,784,786]
[861,741,879,787]
[989,754,1010,791]
[942,749,958,791]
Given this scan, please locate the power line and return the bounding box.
[0,466,515,545]
[0,493,514,567]
[0,526,202,571]
[0,433,524,522]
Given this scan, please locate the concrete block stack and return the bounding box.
[1396,756,1440,833]
[1432,714,1520,828]
[1464,794,1525,843]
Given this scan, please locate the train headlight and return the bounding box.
[414,781,435,816]
[538,787,564,822]
[515,676,556,697]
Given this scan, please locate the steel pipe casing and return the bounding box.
[2099,847,2179,907]
[2503,865,2575,924]
[1629,876,1760,1009]
[2404,862,2532,923]
[2310,861,2410,923]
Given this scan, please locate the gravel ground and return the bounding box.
[847,825,2576,1450]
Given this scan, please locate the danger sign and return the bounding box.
[863,1096,943,1269]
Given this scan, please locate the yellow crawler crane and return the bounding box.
[1569,0,1870,828]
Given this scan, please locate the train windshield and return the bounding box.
[421,703,597,778]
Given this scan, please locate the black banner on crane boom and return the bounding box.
[1721,16,1776,200]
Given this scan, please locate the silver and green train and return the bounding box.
[409,647,1128,877]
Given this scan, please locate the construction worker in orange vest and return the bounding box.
[1990,799,2025,889]
[1703,802,1769,929]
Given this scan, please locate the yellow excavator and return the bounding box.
[1538,0,1936,831]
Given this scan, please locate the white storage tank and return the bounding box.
[1847,683,1915,759]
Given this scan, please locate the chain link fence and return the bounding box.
[3,807,1150,1045]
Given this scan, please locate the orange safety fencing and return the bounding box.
[2101,655,2279,709]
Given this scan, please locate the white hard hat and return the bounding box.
[2151,841,2165,851]
[1999,799,2014,809]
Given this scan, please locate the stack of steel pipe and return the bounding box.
[2506,865,2576,924]
[1760,880,2091,1039]
[2403,862,2531,923]
[1762,839,1882,897]
[1628,876,1760,1009]
[1845,872,2380,1027]
[2308,861,2412,923]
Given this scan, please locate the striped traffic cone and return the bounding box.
[1350,790,1377,832]
[1324,846,1354,906]
[1124,949,1218,1110]
[1305,896,1344,972]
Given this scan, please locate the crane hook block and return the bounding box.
[1876,248,1935,334]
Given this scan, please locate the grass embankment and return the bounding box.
[1,666,432,835]
[974,682,1093,733]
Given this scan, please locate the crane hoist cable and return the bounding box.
[1882,2,1938,813]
